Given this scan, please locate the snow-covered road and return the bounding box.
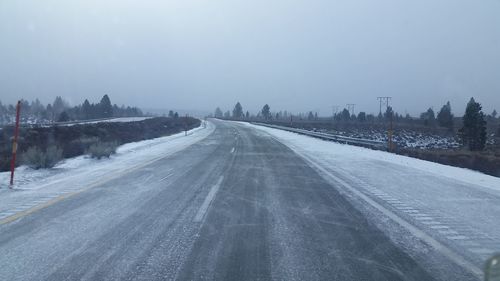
[0,119,497,280]
[245,122,500,278]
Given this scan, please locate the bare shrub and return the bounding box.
[86,141,119,159]
[21,146,63,169]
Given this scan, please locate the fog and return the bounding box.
[1,0,499,116]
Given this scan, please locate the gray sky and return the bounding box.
[1,0,499,116]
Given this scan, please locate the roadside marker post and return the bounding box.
[9,100,21,188]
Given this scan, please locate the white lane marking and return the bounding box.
[439,230,459,235]
[448,235,468,240]
[470,248,492,255]
[193,176,224,223]
[431,225,449,229]
[230,147,235,153]
[160,174,173,182]
[422,221,442,225]
[299,154,483,278]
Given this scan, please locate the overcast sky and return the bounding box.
[1,0,499,116]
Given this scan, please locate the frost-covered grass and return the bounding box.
[21,146,63,169]
[86,141,119,159]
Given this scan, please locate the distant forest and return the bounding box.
[215,99,500,152]
[0,95,143,125]
[214,100,498,132]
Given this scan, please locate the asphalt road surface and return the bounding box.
[0,120,443,280]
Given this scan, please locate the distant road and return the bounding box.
[0,120,479,280]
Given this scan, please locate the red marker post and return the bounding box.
[9,101,21,188]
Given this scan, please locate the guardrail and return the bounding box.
[252,122,388,150]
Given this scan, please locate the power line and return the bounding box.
[377,97,392,115]
[346,104,355,116]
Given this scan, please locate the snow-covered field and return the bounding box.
[58,116,152,126]
[0,121,214,218]
[1,116,152,127]
[314,127,461,149]
[245,122,500,278]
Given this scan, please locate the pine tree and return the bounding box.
[99,94,113,118]
[232,102,243,119]
[82,99,92,119]
[261,104,271,120]
[341,108,350,121]
[357,112,366,122]
[58,111,70,122]
[308,111,314,120]
[420,107,435,126]
[214,107,223,118]
[459,98,487,151]
[437,101,454,130]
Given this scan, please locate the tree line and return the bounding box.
[214,98,499,151]
[0,95,143,124]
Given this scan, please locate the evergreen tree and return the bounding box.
[307,111,314,120]
[214,107,223,118]
[82,99,92,119]
[245,111,250,119]
[168,110,174,118]
[385,106,394,120]
[52,96,67,118]
[340,108,350,121]
[437,101,454,129]
[420,107,435,126]
[224,110,231,118]
[261,104,271,120]
[459,98,487,151]
[57,111,70,122]
[99,94,113,118]
[232,102,243,119]
[357,112,366,122]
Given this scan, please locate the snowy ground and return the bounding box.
[0,121,214,218]
[245,122,500,278]
[59,116,152,126]
[314,127,461,149]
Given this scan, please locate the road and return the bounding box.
[0,120,477,280]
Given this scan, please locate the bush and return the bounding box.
[86,141,119,159]
[21,146,63,169]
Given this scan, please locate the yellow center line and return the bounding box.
[0,154,172,226]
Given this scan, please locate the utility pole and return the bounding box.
[377,97,393,151]
[377,97,391,116]
[9,101,21,188]
[346,104,355,116]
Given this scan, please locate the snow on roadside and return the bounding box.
[54,117,153,127]
[244,122,500,192]
[0,121,214,192]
